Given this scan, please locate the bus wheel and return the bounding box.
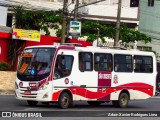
[118,92,129,108]
[58,92,72,109]
[27,100,38,106]
[87,101,101,106]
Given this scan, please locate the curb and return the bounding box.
[0,90,14,95]
[151,96,160,98]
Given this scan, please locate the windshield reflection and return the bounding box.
[17,48,55,81]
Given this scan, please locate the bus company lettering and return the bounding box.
[98,73,112,79]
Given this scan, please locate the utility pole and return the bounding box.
[68,0,105,40]
[74,0,79,21]
[97,28,99,47]
[72,0,79,39]
[61,0,68,44]
[114,0,122,47]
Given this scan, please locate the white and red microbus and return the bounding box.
[15,44,157,108]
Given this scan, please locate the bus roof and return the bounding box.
[74,46,155,56]
[24,45,155,56]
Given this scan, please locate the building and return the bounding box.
[0,0,140,46]
[55,0,139,25]
[139,0,160,61]
[0,0,139,27]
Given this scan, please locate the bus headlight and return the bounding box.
[39,82,49,90]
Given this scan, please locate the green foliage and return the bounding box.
[56,28,62,37]
[14,6,62,35]
[0,62,10,71]
[81,21,151,44]
[7,39,25,71]
[13,6,151,43]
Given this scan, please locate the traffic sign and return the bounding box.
[69,21,81,35]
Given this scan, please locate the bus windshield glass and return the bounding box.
[17,48,56,81]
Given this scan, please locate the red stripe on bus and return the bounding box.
[52,82,153,101]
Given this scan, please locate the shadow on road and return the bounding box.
[14,101,146,111]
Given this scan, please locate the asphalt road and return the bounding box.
[0,95,160,120]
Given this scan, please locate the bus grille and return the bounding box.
[18,87,38,98]
[22,96,37,98]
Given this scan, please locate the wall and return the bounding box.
[25,35,60,47]
[0,71,16,92]
[25,35,92,47]
[139,0,160,53]
[0,6,8,26]
[0,32,92,71]
[0,32,11,63]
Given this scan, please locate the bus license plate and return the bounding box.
[24,91,31,95]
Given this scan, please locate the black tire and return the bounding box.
[27,100,38,106]
[58,92,72,109]
[118,92,129,108]
[87,101,101,106]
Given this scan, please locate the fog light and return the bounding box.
[43,93,48,98]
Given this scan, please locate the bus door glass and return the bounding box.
[54,55,74,79]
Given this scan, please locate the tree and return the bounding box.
[13,6,151,44]
[14,6,62,35]
[81,21,151,44]
[10,7,151,70]
[9,6,63,70]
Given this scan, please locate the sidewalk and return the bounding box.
[0,71,16,95]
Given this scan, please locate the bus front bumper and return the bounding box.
[15,89,52,102]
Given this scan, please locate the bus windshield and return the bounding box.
[17,48,56,81]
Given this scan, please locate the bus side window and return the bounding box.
[79,53,84,72]
[134,55,153,73]
[94,53,112,72]
[54,55,74,79]
[114,54,132,72]
[79,52,93,72]
[79,60,85,72]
